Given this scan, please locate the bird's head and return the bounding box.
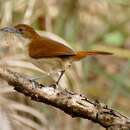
[0,24,39,40]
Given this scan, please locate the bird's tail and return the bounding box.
[72,50,112,61]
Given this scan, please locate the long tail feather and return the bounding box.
[73,51,112,61]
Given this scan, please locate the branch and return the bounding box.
[0,66,130,130]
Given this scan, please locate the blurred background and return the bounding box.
[0,0,130,130]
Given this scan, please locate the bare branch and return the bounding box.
[0,66,130,130]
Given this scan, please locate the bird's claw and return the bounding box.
[49,83,58,89]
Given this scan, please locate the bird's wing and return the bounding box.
[39,31,73,49]
[29,36,75,58]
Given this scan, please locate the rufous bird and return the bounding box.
[0,24,112,85]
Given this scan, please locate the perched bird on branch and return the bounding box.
[0,24,112,85]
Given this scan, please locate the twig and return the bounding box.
[0,66,130,130]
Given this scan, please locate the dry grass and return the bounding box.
[0,0,130,130]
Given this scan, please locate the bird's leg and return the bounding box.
[29,70,65,88]
[28,75,50,88]
[29,78,40,89]
[56,70,65,85]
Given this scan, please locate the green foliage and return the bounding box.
[104,31,125,46]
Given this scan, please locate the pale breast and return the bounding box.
[29,57,72,74]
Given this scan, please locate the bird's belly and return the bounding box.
[29,57,71,74]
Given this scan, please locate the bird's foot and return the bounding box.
[28,76,59,89]
[28,76,46,89]
[29,79,40,89]
[49,82,58,89]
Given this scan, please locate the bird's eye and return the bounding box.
[18,28,23,32]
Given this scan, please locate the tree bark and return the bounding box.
[0,66,130,130]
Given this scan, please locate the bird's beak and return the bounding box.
[0,27,16,33]
[0,27,21,34]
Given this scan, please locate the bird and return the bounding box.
[0,24,112,85]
